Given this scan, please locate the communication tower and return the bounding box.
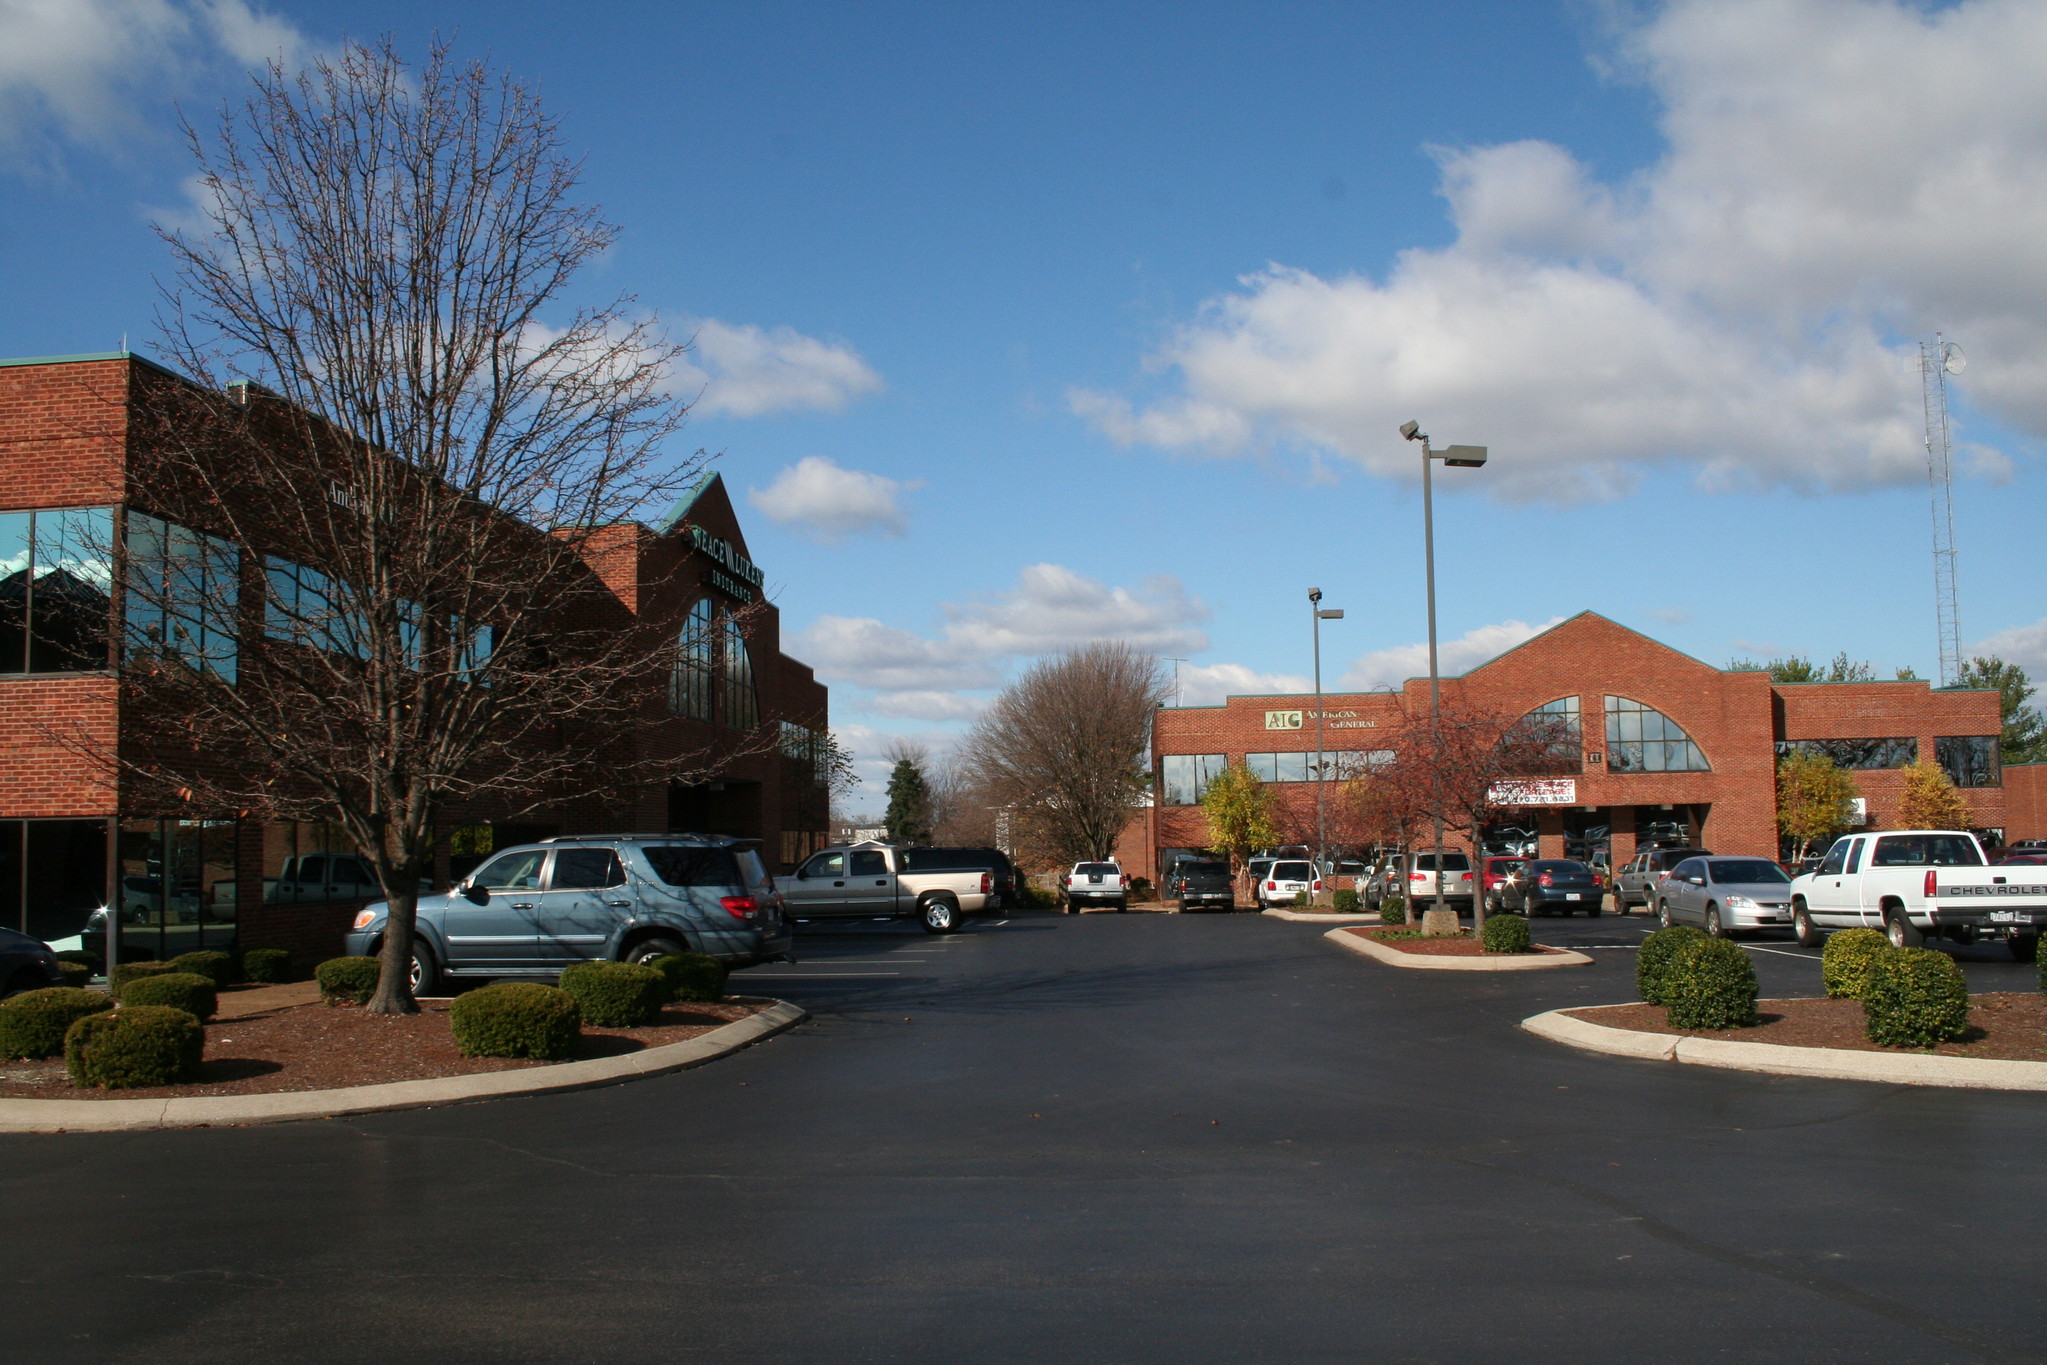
[1920,336,1965,686]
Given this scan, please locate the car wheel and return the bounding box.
[1656,901,1672,930]
[2010,934,2039,963]
[624,935,689,969]
[1704,906,1724,939]
[409,939,441,997]
[1114,899,1128,913]
[922,897,961,934]
[1793,903,1824,949]
[1885,905,1925,949]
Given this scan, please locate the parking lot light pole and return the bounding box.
[1399,421,1487,918]
[1309,589,1344,882]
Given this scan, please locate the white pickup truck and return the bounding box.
[1789,829,2047,959]
[775,840,995,934]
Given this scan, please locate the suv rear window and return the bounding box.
[1075,863,1120,876]
[642,845,744,887]
[1414,853,1472,871]
[1272,861,1314,879]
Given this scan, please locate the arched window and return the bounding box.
[720,613,757,729]
[1604,696,1710,772]
[670,598,715,720]
[1513,697,1581,771]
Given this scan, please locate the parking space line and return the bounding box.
[1743,945,1820,960]
[738,972,903,978]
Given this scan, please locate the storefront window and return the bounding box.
[0,819,109,948]
[259,819,370,907]
[670,598,715,720]
[1161,754,1227,805]
[125,511,239,682]
[721,613,757,729]
[1605,696,1711,772]
[1936,736,2000,788]
[1775,738,1916,770]
[0,507,115,674]
[115,819,237,960]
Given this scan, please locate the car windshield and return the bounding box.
[1273,862,1314,880]
[642,845,744,886]
[1075,863,1119,876]
[1707,859,1789,884]
[1871,835,1984,868]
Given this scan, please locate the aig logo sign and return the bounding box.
[1264,710,1304,730]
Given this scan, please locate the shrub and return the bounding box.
[1636,925,1707,1005]
[1379,897,1408,926]
[241,947,294,984]
[1333,888,1361,914]
[449,982,580,1060]
[66,1005,205,1088]
[166,950,238,988]
[1823,927,1892,1000]
[1291,891,1310,907]
[653,952,729,1004]
[1664,938,1760,1030]
[110,960,177,992]
[55,961,93,989]
[315,955,381,1005]
[0,987,115,1059]
[558,961,667,1027]
[119,971,218,1022]
[1863,947,1970,1048]
[53,949,101,973]
[1481,914,1532,954]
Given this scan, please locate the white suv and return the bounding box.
[1258,859,1322,909]
[1406,851,1475,910]
[1063,862,1128,912]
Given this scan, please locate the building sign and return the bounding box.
[688,525,766,601]
[1488,778,1578,806]
[1264,708,1377,731]
[1265,710,1303,730]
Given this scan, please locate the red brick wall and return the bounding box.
[2002,764,2047,841]
[0,356,129,511]
[0,679,118,816]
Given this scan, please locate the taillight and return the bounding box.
[1410,871,1425,882]
[1312,879,1323,891]
[1265,881,1277,891]
[982,872,993,894]
[1119,875,1129,888]
[1538,872,1554,887]
[1924,869,1938,898]
[720,895,758,921]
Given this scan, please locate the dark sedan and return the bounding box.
[1498,859,1604,916]
[0,926,62,998]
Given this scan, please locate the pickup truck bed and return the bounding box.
[1790,829,2047,956]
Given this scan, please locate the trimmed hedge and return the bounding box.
[1333,889,1361,914]
[241,947,294,984]
[315,955,381,1005]
[1379,897,1408,926]
[53,949,101,972]
[1291,891,1310,907]
[653,952,729,1004]
[1863,946,1971,1048]
[109,960,177,992]
[119,971,218,1022]
[1823,928,1891,999]
[1664,938,1760,1030]
[559,961,668,1027]
[1636,925,1707,1005]
[65,1005,205,1088]
[166,950,238,988]
[449,982,580,1060]
[0,987,115,1060]
[2041,939,2047,994]
[1481,913,1532,954]
[55,961,93,989]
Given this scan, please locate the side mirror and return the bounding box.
[463,884,489,905]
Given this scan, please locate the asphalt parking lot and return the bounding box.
[2,908,2042,1364]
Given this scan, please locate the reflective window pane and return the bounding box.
[0,512,32,672]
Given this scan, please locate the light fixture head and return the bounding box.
[1441,444,1488,467]
[1308,587,1322,602]
[1398,420,1421,440]
[1319,609,1345,620]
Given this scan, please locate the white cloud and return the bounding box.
[866,690,987,721]
[1338,618,1563,692]
[790,615,998,693]
[1173,662,1312,708]
[675,319,882,418]
[1645,607,1691,627]
[1074,0,2047,501]
[1971,619,2047,679]
[0,0,304,154]
[747,456,915,542]
[944,563,1210,657]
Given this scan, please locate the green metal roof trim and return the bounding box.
[0,349,183,379]
[653,470,722,534]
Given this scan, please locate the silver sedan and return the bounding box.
[1655,856,1795,938]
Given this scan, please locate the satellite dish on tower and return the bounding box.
[1943,342,1966,374]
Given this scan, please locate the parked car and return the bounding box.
[1063,861,1128,913]
[782,841,998,931]
[266,853,432,905]
[1163,857,1236,912]
[1994,852,2047,867]
[1497,859,1603,916]
[1246,857,1279,890]
[347,834,795,994]
[1614,846,1713,913]
[2007,839,2047,853]
[1479,857,1528,912]
[1405,851,1475,912]
[1789,829,2047,956]
[1258,859,1321,909]
[0,926,61,998]
[1655,857,1795,937]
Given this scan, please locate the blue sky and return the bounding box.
[4,0,2045,811]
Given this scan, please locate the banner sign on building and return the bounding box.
[1265,710,1303,730]
[1488,778,1577,806]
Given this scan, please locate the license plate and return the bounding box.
[1566,893,1582,901]
[1992,910,2022,923]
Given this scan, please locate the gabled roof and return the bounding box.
[1444,611,1726,684]
[653,469,751,558]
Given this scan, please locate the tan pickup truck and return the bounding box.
[774,840,996,934]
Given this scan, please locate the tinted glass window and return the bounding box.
[1844,838,1865,874]
[1707,859,1789,884]
[900,848,998,873]
[474,850,545,890]
[1817,840,1849,876]
[294,856,327,884]
[551,848,624,890]
[1670,860,1702,879]
[1076,862,1120,876]
[1180,861,1229,876]
[849,850,888,876]
[643,845,744,886]
[733,849,770,888]
[1272,862,1314,879]
[1871,835,1984,868]
[803,851,845,878]
[1533,860,1589,875]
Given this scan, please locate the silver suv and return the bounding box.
[346,834,792,995]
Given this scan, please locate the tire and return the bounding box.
[1884,904,1924,949]
[1704,906,1724,939]
[1223,900,1237,913]
[1793,902,1824,949]
[624,935,688,969]
[409,940,441,997]
[1656,901,1672,930]
[922,897,961,934]
[1114,899,1128,914]
[2010,934,2040,963]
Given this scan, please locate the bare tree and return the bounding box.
[92,40,760,1014]
[958,643,1166,866]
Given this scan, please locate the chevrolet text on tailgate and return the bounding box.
[1789,829,2047,958]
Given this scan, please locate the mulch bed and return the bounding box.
[1345,927,1563,958]
[1568,993,2047,1062]
[0,995,763,1100]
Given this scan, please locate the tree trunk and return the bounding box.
[367,887,421,1015]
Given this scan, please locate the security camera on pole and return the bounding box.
[1399,421,1487,933]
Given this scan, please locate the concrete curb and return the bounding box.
[1324,928,1593,971]
[1522,1004,2047,1091]
[0,999,808,1133]
[1262,908,1385,924]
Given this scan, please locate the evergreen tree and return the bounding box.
[884,757,933,844]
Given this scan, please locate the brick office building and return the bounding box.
[0,352,829,965]
[1125,613,2008,880]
